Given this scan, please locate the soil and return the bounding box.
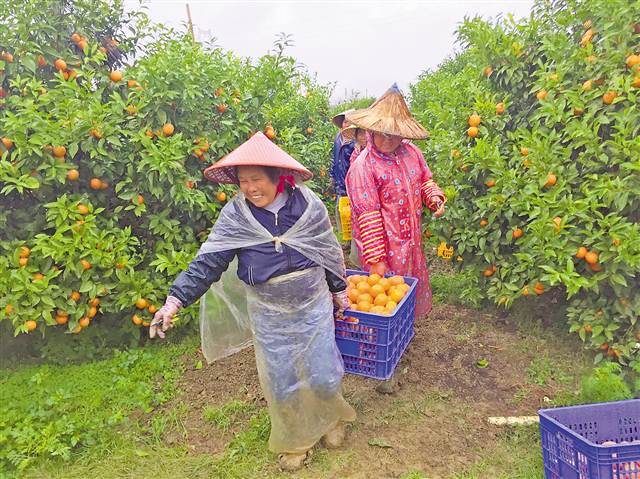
[161,298,578,478]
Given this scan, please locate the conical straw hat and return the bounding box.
[331,108,355,128]
[341,124,361,142]
[345,83,429,140]
[203,132,313,184]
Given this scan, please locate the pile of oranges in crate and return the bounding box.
[346,273,410,316]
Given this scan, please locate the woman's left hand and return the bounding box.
[433,197,446,218]
[332,290,350,320]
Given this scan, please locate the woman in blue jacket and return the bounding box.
[150,132,355,472]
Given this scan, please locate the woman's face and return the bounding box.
[373,132,403,154]
[237,166,278,208]
[355,129,367,147]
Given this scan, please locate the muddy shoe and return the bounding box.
[278,450,310,472]
[322,422,346,449]
[376,372,399,394]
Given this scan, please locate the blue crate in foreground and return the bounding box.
[334,269,417,380]
[539,399,640,479]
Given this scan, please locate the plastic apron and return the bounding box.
[197,185,356,453]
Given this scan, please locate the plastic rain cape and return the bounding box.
[197,185,356,453]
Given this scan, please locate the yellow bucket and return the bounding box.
[338,196,352,241]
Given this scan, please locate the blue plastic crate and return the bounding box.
[539,399,640,479]
[334,269,417,380]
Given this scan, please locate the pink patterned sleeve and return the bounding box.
[413,145,445,211]
[345,156,387,265]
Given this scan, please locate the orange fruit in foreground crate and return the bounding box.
[370,284,385,297]
[378,277,391,291]
[348,289,359,303]
[367,273,382,285]
[385,300,398,312]
[389,275,405,286]
[349,275,363,285]
[388,287,405,304]
[371,305,387,315]
[356,281,371,294]
[374,293,389,306]
[357,293,373,304]
[356,301,371,312]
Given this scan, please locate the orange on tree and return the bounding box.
[19,257,28,267]
[54,58,67,71]
[80,259,92,270]
[534,282,545,295]
[32,273,44,281]
[582,79,592,91]
[495,102,505,114]
[626,54,640,69]
[88,306,97,318]
[70,291,81,301]
[520,147,529,156]
[79,317,90,328]
[132,314,143,326]
[52,146,66,158]
[467,126,479,138]
[2,52,14,62]
[1,137,13,149]
[632,77,640,88]
[67,169,79,181]
[89,298,100,307]
[216,191,227,202]
[5,304,14,315]
[135,298,148,309]
[585,251,599,265]
[576,246,588,259]
[522,285,530,296]
[512,228,523,239]
[136,194,144,205]
[536,89,548,100]
[77,40,88,51]
[162,123,175,136]
[573,107,585,116]
[483,267,494,277]
[468,113,481,127]
[306,127,313,134]
[127,79,139,88]
[217,103,227,113]
[485,179,495,187]
[90,178,102,190]
[544,172,557,187]
[479,218,488,227]
[142,321,151,327]
[55,314,68,325]
[110,70,123,82]
[19,246,30,257]
[602,91,617,104]
[71,32,81,43]
[264,125,276,140]
[26,320,37,332]
[483,66,493,77]
[148,304,158,314]
[77,203,89,215]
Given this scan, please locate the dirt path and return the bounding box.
[162,301,583,478]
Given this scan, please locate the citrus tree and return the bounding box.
[411,0,640,368]
[0,0,336,354]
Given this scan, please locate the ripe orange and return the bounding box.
[216,191,227,202]
[388,287,405,303]
[512,228,523,239]
[19,246,30,257]
[602,91,617,104]
[162,123,175,136]
[632,77,640,88]
[89,298,100,307]
[71,32,81,43]
[70,291,81,301]
[110,70,123,82]
[378,277,391,291]
[217,104,227,113]
[479,219,488,227]
[55,315,68,325]
[136,194,144,205]
[626,54,640,69]
[357,293,373,304]
[88,306,97,318]
[495,102,505,114]
[65,168,79,181]
[265,127,276,140]
[132,314,143,325]
[186,180,194,189]
[485,179,495,188]
[79,317,90,328]
[77,204,89,215]
[306,127,313,134]
[26,320,37,331]
[19,257,28,267]
[544,173,557,187]
[32,273,44,281]
[367,273,382,285]
[385,300,397,312]
[356,282,371,294]
[374,293,389,306]
[370,284,385,297]
[80,259,92,270]
[90,178,102,189]
[54,58,67,70]
[389,276,404,286]
[483,268,494,277]
[77,40,88,51]
[576,246,588,259]
[348,289,359,303]
[573,107,585,116]
[534,282,545,295]
[536,90,548,100]
[135,298,148,309]
[467,126,479,138]
[148,304,158,314]
[52,146,66,158]
[584,251,599,265]
[1,137,13,149]
[468,114,481,127]
[483,66,493,77]
[522,285,530,296]
[145,129,155,138]
[553,216,562,232]
[356,301,371,312]
[127,79,139,88]
[371,305,387,315]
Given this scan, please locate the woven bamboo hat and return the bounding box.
[331,108,355,128]
[341,124,364,142]
[203,132,313,184]
[345,83,429,140]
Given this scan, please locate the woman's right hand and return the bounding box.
[370,261,388,276]
[149,298,181,339]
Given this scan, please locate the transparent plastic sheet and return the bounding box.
[196,185,354,452]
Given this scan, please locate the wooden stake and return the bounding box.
[186,3,195,46]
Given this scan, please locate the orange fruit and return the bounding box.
[214,87,224,97]
[52,146,66,158]
[544,173,557,187]
[388,287,405,303]
[1,137,13,149]
[306,127,313,134]
[483,66,493,77]
[479,219,488,227]
[357,293,373,304]
[534,282,545,295]
[217,103,227,113]
[584,324,593,334]
[612,238,620,247]
[378,277,391,291]
[19,257,28,267]
[67,169,79,181]
[483,268,494,277]
[385,300,398,312]
[632,76,640,88]
[26,320,37,331]
[89,298,100,307]
[398,283,410,294]
[19,246,30,257]
[5,304,14,315]
[512,228,523,239]
[485,179,495,188]
[37,55,47,67]
[132,314,143,326]
[582,80,592,91]
[216,191,227,202]
[522,285,530,296]
[90,178,102,190]
[370,284,385,297]
[32,273,44,281]
[356,281,371,294]
[88,306,97,318]
[536,90,548,100]
[356,301,371,312]
[553,216,562,232]
[71,32,81,43]
[109,70,123,82]
[135,298,148,309]
[55,315,68,325]
[371,305,387,315]
[626,54,640,69]
[468,114,481,127]
[185,180,194,189]
[77,40,88,51]
[495,102,505,114]
[576,246,588,259]
[348,289,360,303]
[389,276,404,286]
[142,321,151,327]
[520,147,529,156]
[148,304,158,314]
[602,91,617,105]
[573,107,585,116]
[77,204,89,215]
[70,291,81,301]
[162,123,175,136]
[374,293,389,306]
[367,273,382,285]
[349,275,363,285]
[54,58,67,71]
[585,251,599,265]
[127,79,139,88]
[79,317,90,328]
[145,129,155,138]
[467,126,479,138]
[80,259,92,270]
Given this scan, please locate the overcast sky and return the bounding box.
[127,0,535,103]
